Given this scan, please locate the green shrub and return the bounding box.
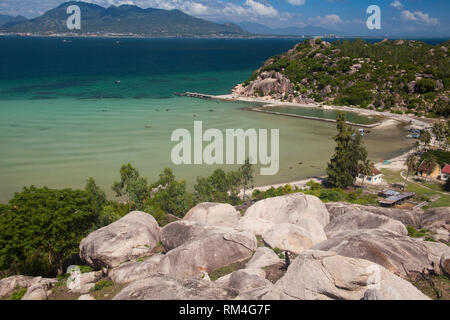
[273,248,285,259]
[92,279,114,291]
[10,288,27,300]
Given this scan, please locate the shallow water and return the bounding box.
[0,37,414,202]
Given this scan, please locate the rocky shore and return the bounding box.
[1,193,448,300]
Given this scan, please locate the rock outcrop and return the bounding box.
[109,254,163,284]
[421,207,450,242]
[233,71,293,98]
[325,202,422,228]
[79,211,161,269]
[262,250,430,300]
[324,210,408,237]
[158,222,257,279]
[236,216,275,236]
[113,275,239,300]
[183,203,241,228]
[244,193,330,227]
[246,247,282,270]
[215,269,271,292]
[0,276,57,298]
[313,229,449,277]
[262,223,316,254]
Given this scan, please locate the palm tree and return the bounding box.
[413,140,420,153]
[405,154,419,190]
[419,130,432,150]
[358,160,375,188]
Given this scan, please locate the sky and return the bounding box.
[0,0,449,36]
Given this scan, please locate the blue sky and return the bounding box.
[0,0,449,36]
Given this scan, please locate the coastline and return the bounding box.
[212,93,434,194]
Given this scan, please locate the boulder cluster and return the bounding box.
[1,194,449,300]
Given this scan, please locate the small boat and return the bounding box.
[115,80,121,84]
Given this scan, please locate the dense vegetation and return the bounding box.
[242,38,450,117]
[0,162,253,278]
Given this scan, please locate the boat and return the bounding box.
[115,80,121,84]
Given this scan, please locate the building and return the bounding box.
[417,160,441,179]
[356,167,383,185]
[441,164,450,181]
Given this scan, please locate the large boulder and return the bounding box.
[80,211,161,269]
[160,220,208,251]
[325,202,422,228]
[183,203,240,228]
[215,269,271,292]
[21,284,48,300]
[244,193,330,227]
[158,226,257,279]
[441,252,450,277]
[262,250,430,300]
[246,247,282,270]
[421,207,450,242]
[113,274,239,300]
[0,276,57,298]
[236,216,275,236]
[324,210,408,238]
[109,254,163,284]
[262,223,316,254]
[313,229,450,277]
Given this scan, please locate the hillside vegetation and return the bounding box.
[1,1,246,37]
[235,39,450,118]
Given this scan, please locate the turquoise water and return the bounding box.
[265,105,382,125]
[0,37,414,202]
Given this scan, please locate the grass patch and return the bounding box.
[10,288,27,300]
[273,248,286,259]
[381,169,450,208]
[412,274,450,300]
[92,279,114,291]
[209,259,250,282]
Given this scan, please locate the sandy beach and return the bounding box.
[222,93,437,193]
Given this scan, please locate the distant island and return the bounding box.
[233,38,450,118]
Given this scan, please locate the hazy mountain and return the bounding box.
[1,1,247,37]
[237,21,344,36]
[0,15,27,27]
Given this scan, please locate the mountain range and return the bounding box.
[0,14,27,27]
[236,21,344,37]
[0,1,247,37]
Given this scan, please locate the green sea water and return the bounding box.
[0,37,414,202]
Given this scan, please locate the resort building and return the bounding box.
[441,164,450,181]
[356,168,383,185]
[417,161,441,180]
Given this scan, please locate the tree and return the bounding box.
[0,186,98,277]
[358,160,375,188]
[239,159,254,201]
[432,122,446,149]
[85,177,106,216]
[150,168,191,218]
[444,178,450,192]
[112,163,149,211]
[326,112,368,189]
[419,130,432,150]
[405,154,419,189]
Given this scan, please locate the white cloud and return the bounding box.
[390,1,402,10]
[401,10,438,25]
[286,0,306,6]
[315,14,342,25]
